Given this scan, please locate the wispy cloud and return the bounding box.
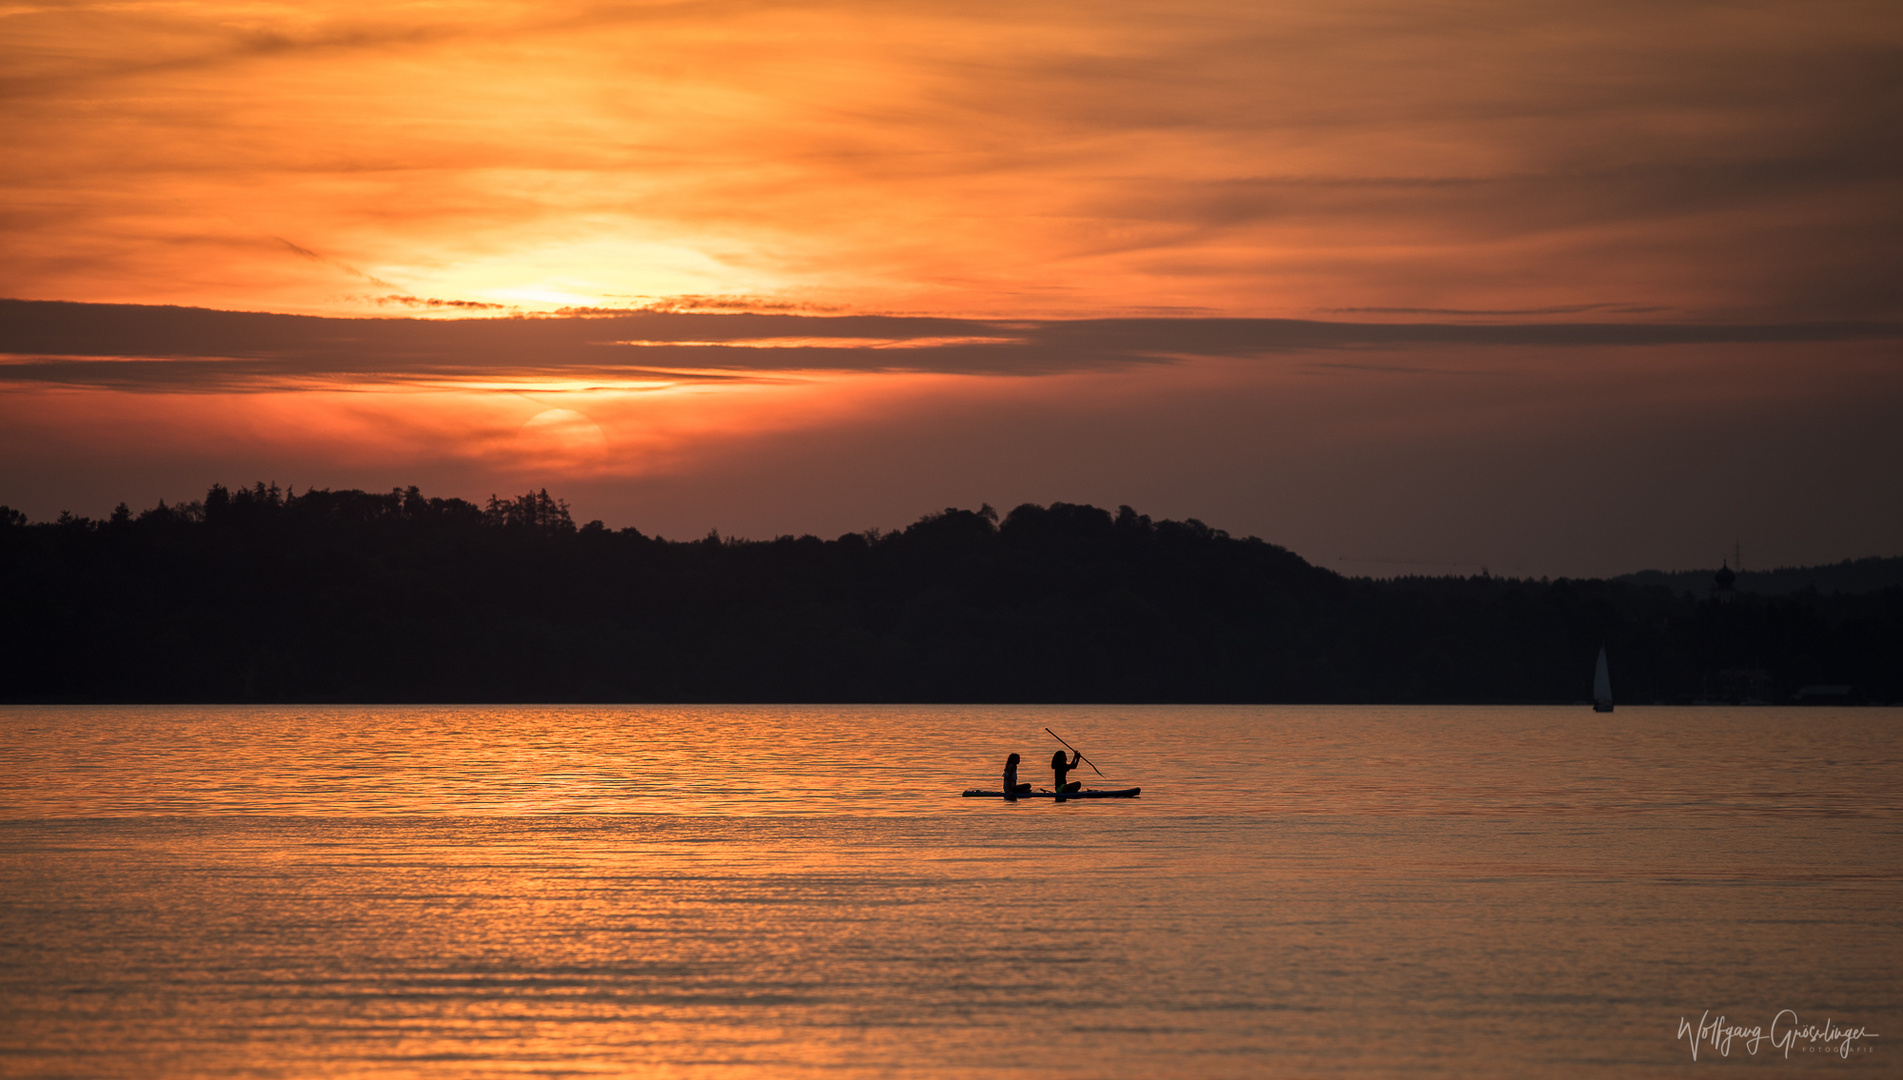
[612,336,1024,350]
[372,294,509,311]
[1320,304,1669,317]
[272,237,398,289]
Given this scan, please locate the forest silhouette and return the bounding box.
[2,484,1897,704]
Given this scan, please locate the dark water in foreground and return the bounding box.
[1,705,1897,1077]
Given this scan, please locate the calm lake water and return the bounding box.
[1,705,1897,1077]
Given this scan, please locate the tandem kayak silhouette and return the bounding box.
[961,788,1142,799]
[964,728,1141,800]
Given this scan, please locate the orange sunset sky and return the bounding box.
[2,0,1899,576]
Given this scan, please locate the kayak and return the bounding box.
[962,788,1141,799]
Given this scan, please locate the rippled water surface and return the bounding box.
[2,705,1898,1077]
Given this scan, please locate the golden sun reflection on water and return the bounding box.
[0,706,1899,1076]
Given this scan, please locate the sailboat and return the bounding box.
[1592,646,1614,713]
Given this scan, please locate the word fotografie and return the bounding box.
[1678,1010,1878,1060]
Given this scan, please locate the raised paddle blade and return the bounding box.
[1044,727,1105,776]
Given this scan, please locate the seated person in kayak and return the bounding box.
[1051,749,1083,793]
[1002,753,1032,795]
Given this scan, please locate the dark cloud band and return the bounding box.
[2,299,1896,391]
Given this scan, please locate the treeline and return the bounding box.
[1620,557,1903,597]
[1,484,1897,704]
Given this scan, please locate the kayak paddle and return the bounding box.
[1045,727,1104,777]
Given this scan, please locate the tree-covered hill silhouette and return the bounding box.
[2,483,1897,703]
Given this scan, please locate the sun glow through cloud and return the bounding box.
[4,0,1896,321]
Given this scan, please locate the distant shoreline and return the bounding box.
[4,485,1899,707]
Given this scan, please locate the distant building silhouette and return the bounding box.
[1712,560,1737,602]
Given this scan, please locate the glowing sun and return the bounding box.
[515,408,608,467]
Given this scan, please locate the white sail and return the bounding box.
[1593,646,1612,705]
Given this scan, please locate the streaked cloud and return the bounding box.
[612,336,1026,351]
